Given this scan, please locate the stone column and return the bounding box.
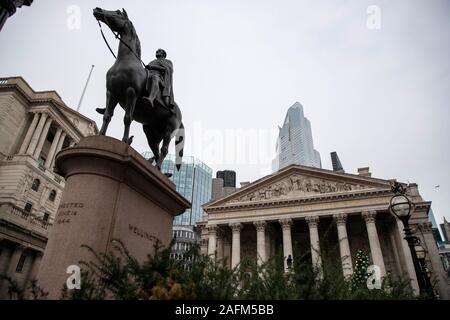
[51,132,66,169]
[207,225,217,257]
[69,140,76,147]
[33,117,52,159]
[334,213,353,277]
[0,246,13,294]
[5,245,26,278]
[254,220,267,265]
[305,216,322,276]
[223,237,231,268]
[418,222,450,299]
[230,223,242,269]
[23,251,43,291]
[362,211,386,277]
[216,231,224,261]
[19,113,40,154]
[395,218,419,294]
[45,127,62,168]
[279,218,293,272]
[26,113,47,155]
[200,239,208,256]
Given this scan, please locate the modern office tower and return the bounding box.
[428,208,443,244]
[211,176,237,201]
[272,102,322,171]
[211,178,224,201]
[0,77,97,298]
[141,153,212,227]
[441,217,450,243]
[216,170,236,188]
[330,151,344,172]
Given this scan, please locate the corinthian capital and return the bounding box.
[305,216,320,228]
[362,211,377,223]
[333,213,347,225]
[253,220,267,232]
[207,224,218,235]
[279,218,292,230]
[229,222,242,233]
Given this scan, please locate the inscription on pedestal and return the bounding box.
[56,202,84,224]
[128,224,161,244]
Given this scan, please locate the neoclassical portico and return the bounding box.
[18,110,78,169]
[201,164,450,299]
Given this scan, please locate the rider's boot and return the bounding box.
[164,97,175,115]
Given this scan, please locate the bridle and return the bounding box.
[96,13,146,68]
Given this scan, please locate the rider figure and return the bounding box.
[143,48,175,115]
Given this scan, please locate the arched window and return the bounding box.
[48,190,57,202]
[31,179,40,191]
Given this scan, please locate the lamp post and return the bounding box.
[388,185,431,298]
[286,254,293,270]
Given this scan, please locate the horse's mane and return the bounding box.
[126,21,141,58]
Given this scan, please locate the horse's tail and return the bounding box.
[174,122,185,171]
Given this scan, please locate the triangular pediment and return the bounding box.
[205,164,393,208]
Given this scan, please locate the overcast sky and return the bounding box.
[1,0,449,227]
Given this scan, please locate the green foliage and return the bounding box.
[60,239,415,300]
[0,274,48,300]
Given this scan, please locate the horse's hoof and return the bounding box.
[127,136,134,145]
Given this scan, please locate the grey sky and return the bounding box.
[1,0,449,227]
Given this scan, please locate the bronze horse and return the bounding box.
[93,7,184,172]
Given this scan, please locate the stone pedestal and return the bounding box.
[37,135,190,299]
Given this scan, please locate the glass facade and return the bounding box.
[142,152,212,226]
[272,102,322,171]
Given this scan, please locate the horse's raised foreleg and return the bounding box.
[122,87,137,144]
[99,91,118,135]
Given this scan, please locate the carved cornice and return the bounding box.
[204,188,394,214]
[305,216,320,228]
[362,210,377,223]
[417,222,433,234]
[333,213,347,224]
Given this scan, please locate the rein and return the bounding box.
[97,19,146,68]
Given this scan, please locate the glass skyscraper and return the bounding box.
[141,153,212,226]
[272,102,322,171]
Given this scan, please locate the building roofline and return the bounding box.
[203,163,398,208]
[0,76,98,134]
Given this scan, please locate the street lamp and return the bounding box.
[415,244,426,260]
[414,243,435,298]
[286,254,293,270]
[388,183,430,298]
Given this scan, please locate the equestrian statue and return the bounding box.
[93,7,184,175]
